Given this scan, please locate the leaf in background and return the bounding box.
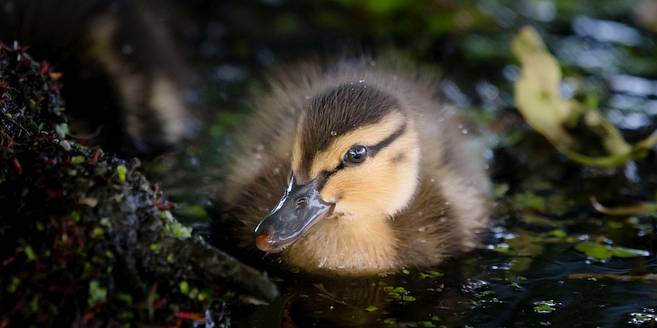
[583,110,631,155]
[575,242,612,260]
[512,26,579,149]
[512,26,657,167]
[575,242,649,259]
[591,196,657,216]
[611,247,650,258]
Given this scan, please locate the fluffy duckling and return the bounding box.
[220,59,490,276]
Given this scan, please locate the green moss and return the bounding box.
[116,165,127,184]
[24,245,36,261]
[30,295,40,313]
[88,280,108,307]
[166,220,192,239]
[70,155,85,164]
[7,277,20,293]
[92,227,105,238]
[70,211,81,222]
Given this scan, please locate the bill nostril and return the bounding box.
[255,233,271,251]
[295,197,308,209]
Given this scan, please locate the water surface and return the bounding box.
[147,1,657,326]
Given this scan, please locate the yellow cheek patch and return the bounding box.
[320,160,394,204]
[319,124,419,216]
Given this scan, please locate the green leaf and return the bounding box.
[70,211,80,222]
[88,280,107,307]
[575,242,649,259]
[24,245,36,261]
[591,197,657,216]
[99,217,111,227]
[175,204,209,220]
[533,300,557,314]
[365,305,378,312]
[179,281,190,294]
[575,242,612,260]
[55,123,68,139]
[393,287,406,294]
[116,292,133,305]
[116,165,127,184]
[611,247,650,258]
[547,229,567,238]
[419,271,445,279]
[402,295,416,302]
[92,227,104,238]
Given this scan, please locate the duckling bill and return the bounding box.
[220,59,490,276]
[255,175,335,252]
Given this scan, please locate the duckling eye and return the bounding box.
[344,145,368,164]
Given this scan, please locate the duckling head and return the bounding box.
[255,82,420,255]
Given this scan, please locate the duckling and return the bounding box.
[219,58,490,276]
[0,0,197,154]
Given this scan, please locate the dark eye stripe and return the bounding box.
[315,122,407,191]
[367,122,407,157]
[316,162,344,190]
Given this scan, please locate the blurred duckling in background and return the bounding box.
[220,59,490,276]
[0,0,196,154]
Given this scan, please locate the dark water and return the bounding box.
[146,0,657,326]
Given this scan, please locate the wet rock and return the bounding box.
[0,43,277,327]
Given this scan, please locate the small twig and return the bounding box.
[590,196,657,216]
[568,273,657,281]
[313,283,364,312]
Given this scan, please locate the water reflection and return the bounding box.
[279,262,484,327]
[557,37,621,73]
[609,74,657,97]
[573,16,643,46]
